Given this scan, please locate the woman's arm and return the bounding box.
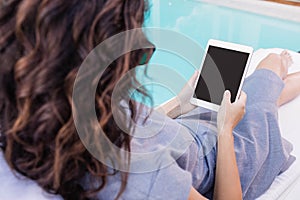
[187,132,242,200]
[188,187,208,200]
[214,90,246,200]
[155,96,182,119]
[214,130,242,200]
[187,90,246,200]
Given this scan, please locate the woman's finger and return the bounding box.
[188,70,199,87]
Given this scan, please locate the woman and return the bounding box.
[0,0,300,199]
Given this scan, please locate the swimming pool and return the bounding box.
[146,0,300,51]
[137,0,300,106]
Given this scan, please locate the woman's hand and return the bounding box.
[176,71,199,115]
[155,71,199,118]
[217,90,247,133]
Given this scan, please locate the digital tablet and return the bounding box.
[190,39,253,111]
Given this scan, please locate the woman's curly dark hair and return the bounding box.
[0,0,154,199]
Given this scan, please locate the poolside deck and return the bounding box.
[266,0,300,6]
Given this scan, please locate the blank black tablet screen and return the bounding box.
[194,46,249,105]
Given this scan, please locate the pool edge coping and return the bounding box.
[193,0,300,23]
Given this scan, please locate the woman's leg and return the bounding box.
[278,72,300,106]
[255,50,300,106]
[231,51,296,199]
[256,50,291,80]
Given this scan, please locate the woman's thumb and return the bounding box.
[222,90,231,104]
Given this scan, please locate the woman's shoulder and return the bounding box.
[96,101,195,199]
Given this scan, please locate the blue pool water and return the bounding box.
[136,0,300,106]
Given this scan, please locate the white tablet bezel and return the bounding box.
[190,39,253,112]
